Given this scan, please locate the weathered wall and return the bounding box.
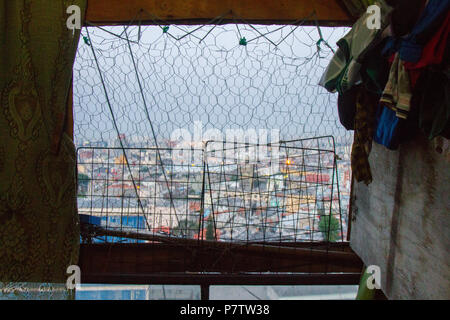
[350,134,450,299]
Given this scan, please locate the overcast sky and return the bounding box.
[73,24,351,148]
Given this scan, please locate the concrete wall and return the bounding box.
[350,134,450,299]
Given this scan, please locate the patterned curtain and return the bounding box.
[0,0,86,294]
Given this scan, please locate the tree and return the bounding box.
[205,216,215,240]
[77,173,90,195]
[172,219,198,237]
[318,214,340,242]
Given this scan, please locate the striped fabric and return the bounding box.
[380,54,412,119]
[351,88,380,185]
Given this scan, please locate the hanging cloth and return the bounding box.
[0,0,87,288]
[319,0,393,94]
[351,88,380,185]
[383,0,450,63]
[380,54,412,120]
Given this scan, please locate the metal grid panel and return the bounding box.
[78,136,344,244]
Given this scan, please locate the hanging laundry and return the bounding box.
[374,4,450,148]
[359,38,391,95]
[319,0,393,94]
[374,53,418,150]
[351,88,380,185]
[380,54,412,120]
[412,65,450,140]
[373,105,401,149]
[321,0,449,184]
[373,102,424,150]
[383,0,450,63]
[388,0,427,38]
[337,38,391,131]
[337,86,358,130]
[404,10,450,86]
[408,10,450,140]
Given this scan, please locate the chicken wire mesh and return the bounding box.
[73,19,353,244]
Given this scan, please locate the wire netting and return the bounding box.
[73,20,353,245]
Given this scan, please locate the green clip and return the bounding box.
[162,26,170,33]
[316,38,324,51]
[239,37,247,46]
[83,36,91,46]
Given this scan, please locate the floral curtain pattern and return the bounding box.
[0,0,86,291]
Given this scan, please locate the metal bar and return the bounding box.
[201,284,210,300]
[81,272,361,286]
[79,231,359,261]
[78,243,363,275]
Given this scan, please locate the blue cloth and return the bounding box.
[383,0,450,62]
[374,105,401,150]
[79,214,101,226]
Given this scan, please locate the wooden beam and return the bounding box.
[81,272,362,286]
[81,224,355,253]
[86,0,352,26]
[79,242,363,276]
